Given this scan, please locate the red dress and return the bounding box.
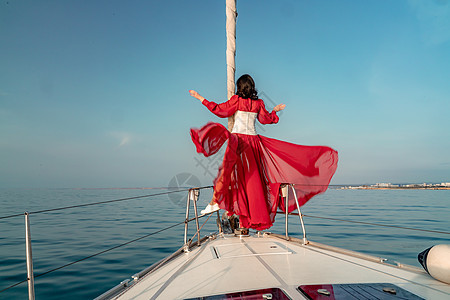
[191,95,338,230]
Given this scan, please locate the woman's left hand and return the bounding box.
[274,104,286,112]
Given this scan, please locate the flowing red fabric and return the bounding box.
[190,96,338,230]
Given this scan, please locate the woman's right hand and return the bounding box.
[189,90,205,101]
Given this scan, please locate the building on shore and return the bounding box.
[341,182,450,190]
[373,183,399,188]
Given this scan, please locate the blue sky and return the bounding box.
[1,0,449,188]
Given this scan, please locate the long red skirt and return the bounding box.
[190,122,338,230]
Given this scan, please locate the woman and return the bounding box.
[189,74,337,230]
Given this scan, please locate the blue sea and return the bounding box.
[0,188,449,299]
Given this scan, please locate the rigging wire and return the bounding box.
[1,185,448,294]
[0,212,24,220]
[0,187,198,220]
[4,183,447,220]
[301,214,450,235]
[29,188,193,215]
[0,187,211,293]
[0,184,340,220]
[0,220,185,294]
[0,280,28,295]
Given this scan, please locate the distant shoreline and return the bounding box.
[339,182,450,190]
[341,187,450,190]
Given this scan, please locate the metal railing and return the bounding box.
[3,185,449,299]
[281,184,308,245]
[182,184,309,250]
[0,189,192,300]
[183,187,222,252]
[24,212,35,300]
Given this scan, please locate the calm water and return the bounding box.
[0,188,449,299]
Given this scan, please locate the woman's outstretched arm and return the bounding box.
[188,90,238,118]
[258,101,286,124]
[189,90,205,102]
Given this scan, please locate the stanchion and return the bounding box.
[281,184,289,240]
[290,184,308,245]
[24,212,35,300]
[190,189,201,246]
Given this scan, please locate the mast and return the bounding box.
[226,0,237,131]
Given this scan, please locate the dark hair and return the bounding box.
[236,74,258,100]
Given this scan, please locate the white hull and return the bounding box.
[97,232,450,299]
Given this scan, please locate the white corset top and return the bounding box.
[231,110,257,135]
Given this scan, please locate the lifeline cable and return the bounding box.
[301,214,450,235]
[0,187,203,220]
[0,184,375,220]
[0,212,24,220]
[2,185,448,293]
[0,220,185,294]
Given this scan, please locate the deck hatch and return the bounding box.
[212,241,293,259]
[184,287,290,299]
[298,283,424,299]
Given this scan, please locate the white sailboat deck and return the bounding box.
[109,232,450,299]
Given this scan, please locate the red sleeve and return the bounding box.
[201,95,239,118]
[257,99,279,124]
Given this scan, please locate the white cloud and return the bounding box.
[108,131,137,147]
[119,136,130,147]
